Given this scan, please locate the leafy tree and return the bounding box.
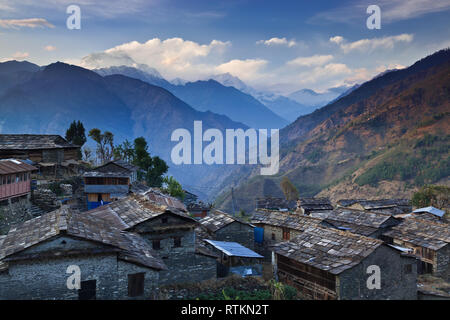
[162,176,185,200]
[65,120,86,159]
[280,176,299,201]
[132,137,169,187]
[114,139,134,162]
[88,128,115,164]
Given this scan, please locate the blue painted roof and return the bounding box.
[413,206,445,218]
[204,240,263,258]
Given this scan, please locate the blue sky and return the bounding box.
[1,0,449,93]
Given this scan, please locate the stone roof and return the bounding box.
[112,160,139,172]
[256,197,297,210]
[0,159,37,175]
[0,207,165,271]
[86,193,192,230]
[194,226,220,258]
[0,134,79,150]
[310,208,398,229]
[251,210,322,231]
[272,226,383,275]
[297,198,333,211]
[198,210,251,233]
[338,199,411,210]
[383,218,450,251]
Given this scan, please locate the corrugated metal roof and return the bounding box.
[204,240,263,258]
[413,206,445,218]
[0,159,37,175]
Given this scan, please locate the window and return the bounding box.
[128,273,145,297]
[282,228,290,241]
[7,175,11,184]
[78,280,96,300]
[161,217,168,224]
[15,175,19,183]
[173,237,182,248]
[271,233,276,241]
[152,240,161,250]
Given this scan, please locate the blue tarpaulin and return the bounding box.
[254,227,264,244]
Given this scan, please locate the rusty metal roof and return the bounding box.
[0,134,79,150]
[272,226,383,275]
[251,210,322,231]
[0,207,166,270]
[0,159,37,174]
[383,218,450,251]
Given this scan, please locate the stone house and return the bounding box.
[0,207,165,300]
[251,210,322,245]
[296,198,333,215]
[86,191,217,285]
[337,199,412,215]
[382,217,450,280]
[310,208,400,238]
[198,209,255,250]
[272,226,417,300]
[0,135,81,178]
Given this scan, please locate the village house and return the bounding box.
[337,199,412,215]
[198,209,255,250]
[256,197,297,212]
[272,225,417,300]
[0,134,81,177]
[409,206,447,223]
[187,202,211,219]
[251,210,322,246]
[203,239,263,278]
[0,207,165,300]
[83,160,139,210]
[382,218,450,280]
[296,197,333,215]
[86,190,217,285]
[0,159,37,204]
[310,208,400,238]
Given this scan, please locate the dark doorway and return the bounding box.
[97,194,103,202]
[128,273,145,297]
[78,280,96,300]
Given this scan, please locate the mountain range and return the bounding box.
[215,48,450,213]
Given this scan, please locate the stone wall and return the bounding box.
[131,213,216,285]
[215,221,255,250]
[436,245,450,281]
[0,235,159,300]
[338,245,417,300]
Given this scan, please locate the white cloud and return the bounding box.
[257,37,297,48]
[0,18,54,29]
[44,45,56,51]
[215,59,268,82]
[329,36,344,45]
[0,51,30,62]
[287,55,334,67]
[330,34,414,53]
[80,37,234,81]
